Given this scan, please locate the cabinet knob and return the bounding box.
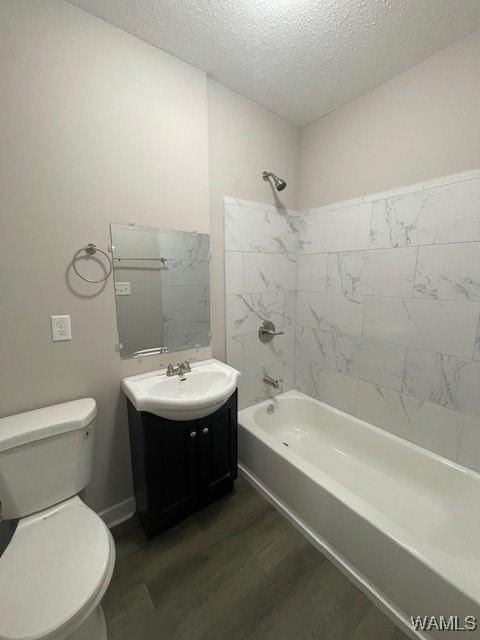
[202,427,209,434]
[190,431,197,438]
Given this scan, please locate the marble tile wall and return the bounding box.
[295,169,480,471]
[161,232,210,352]
[224,197,298,409]
[225,170,480,473]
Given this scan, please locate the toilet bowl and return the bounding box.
[0,497,115,640]
[0,399,116,640]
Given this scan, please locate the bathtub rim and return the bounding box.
[239,463,426,640]
[240,389,476,480]
[238,389,480,612]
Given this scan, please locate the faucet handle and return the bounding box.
[184,359,191,371]
[166,363,174,376]
[258,321,284,343]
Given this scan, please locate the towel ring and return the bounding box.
[72,243,113,284]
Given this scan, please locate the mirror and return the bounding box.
[110,224,210,359]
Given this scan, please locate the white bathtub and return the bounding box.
[238,390,480,639]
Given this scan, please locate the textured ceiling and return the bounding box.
[67,0,480,126]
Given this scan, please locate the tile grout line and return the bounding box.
[298,238,480,257]
[226,236,480,257]
[293,321,478,363]
[296,288,480,304]
[299,170,480,216]
[294,355,470,422]
[225,183,480,456]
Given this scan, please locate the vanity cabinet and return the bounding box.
[127,391,237,538]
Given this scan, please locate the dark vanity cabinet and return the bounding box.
[127,391,238,538]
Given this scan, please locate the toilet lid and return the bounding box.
[0,499,112,640]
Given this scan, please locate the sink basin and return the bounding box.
[121,359,241,421]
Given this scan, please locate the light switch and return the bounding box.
[51,315,72,342]
[115,282,132,296]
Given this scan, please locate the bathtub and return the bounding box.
[238,390,480,640]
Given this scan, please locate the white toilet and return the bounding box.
[0,398,115,640]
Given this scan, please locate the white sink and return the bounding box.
[121,359,241,421]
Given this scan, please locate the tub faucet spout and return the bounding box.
[263,375,280,389]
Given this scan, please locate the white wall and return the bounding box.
[0,1,300,517]
[224,197,299,409]
[295,170,480,469]
[207,80,300,361]
[4,0,479,515]
[300,29,480,209]
[0,0,211,514]
[295,28,480,471]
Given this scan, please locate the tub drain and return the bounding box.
[282,442,289,447]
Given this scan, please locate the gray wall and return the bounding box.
[0,1,300,516]
[3,1,480,515]
[300,28,480,209]
[295,170,480,471]
[293,27,480,471]
[207,80,300,362]
[0,0,211,514]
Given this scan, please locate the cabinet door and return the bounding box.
[144,415,199,534]
[196,393,237,507]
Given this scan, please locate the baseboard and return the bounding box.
[98,496,136,529]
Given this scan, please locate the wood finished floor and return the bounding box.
[105,477,408,640]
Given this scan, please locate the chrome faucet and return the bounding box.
[166,360,192,377]
[263,375,280,389]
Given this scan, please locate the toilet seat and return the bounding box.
[0,496,115,640]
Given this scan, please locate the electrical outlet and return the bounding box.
[51,315,72,342]
[115,282,131,296]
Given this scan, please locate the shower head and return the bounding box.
[262,171,287,192]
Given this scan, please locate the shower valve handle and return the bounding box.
[261,328,284,336]
[258,321,284,343]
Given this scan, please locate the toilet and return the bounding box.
[0,398,115,640]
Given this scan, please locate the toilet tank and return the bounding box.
[0,399,97,519]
